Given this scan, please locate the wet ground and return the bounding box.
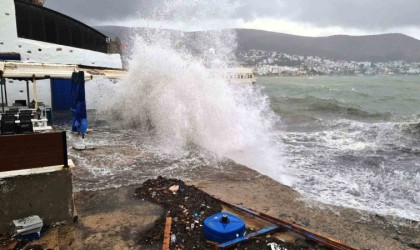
[21,121,417,250]
[65,125,262,192]
[2,176,419,250]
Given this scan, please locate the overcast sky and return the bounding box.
[45,0,420,39]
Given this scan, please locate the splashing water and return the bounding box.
[82,1,420,222]
[92,0,293,185]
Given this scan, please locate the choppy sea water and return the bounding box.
[260,76,420,221]
[6,74,419,221]
[4,0,416,224]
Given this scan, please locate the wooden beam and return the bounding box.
[162,217,172,250]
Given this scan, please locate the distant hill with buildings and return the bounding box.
[235,29,420,62]
[95,26,420,62]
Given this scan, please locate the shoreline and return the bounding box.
[64,127,419,249]
[189,174,419,250]
[14,175,418,250]
[69,165,419,249]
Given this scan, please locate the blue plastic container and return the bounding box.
[203,212,246,243]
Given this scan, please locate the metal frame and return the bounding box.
[14,0,109,53]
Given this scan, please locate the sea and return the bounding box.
[4,25,418,222]
[5,71,419,223]
[82,73,419,223]
[259,76,420,222]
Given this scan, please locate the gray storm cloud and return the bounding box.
[45,0,420,30]
[45,0,159,24]
[236,0,420,29]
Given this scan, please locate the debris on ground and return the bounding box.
[0,235,17,250]
[0,225,58,250]
[135,176,329,249]
[13,215,43,240]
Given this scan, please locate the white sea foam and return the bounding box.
[282,118,420,221]
[91,0,294,185]
[87,0,419,222]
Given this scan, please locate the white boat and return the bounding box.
[210,67,257,85]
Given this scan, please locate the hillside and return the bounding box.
[95,26,420,62]
[235,29,420,62]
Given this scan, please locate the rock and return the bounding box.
[408,242,420,249]
[169,185,180,193]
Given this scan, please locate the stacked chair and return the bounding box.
[0,109,34,135]
[18,113,33,134]
[6,110,18,116]
[1,113,18,135]
[19,110,34,118]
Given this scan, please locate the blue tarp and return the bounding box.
[70,71,88,137]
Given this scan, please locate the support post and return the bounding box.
[3,79,7,107]
[33,75,38,110]
[62,131,68,168]
[0,77,4,113]
[26,79,30,107]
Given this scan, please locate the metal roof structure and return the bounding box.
[0,61,126,80]
[0,0,123,69]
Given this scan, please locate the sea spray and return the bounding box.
[88,0,294,184]
[92,33,294,185]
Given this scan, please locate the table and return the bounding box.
[31,118,52,132]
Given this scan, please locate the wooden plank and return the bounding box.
[0,132,66,172]
[162,217,172,250]
[219,225,279,248]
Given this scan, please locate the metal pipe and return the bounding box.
[218,226,279,248]
[26,79,30,107]
[32,75,38,110]
[4,79,7,106]
[0,77,4,113]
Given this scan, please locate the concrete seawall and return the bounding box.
[0,168,74,233]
